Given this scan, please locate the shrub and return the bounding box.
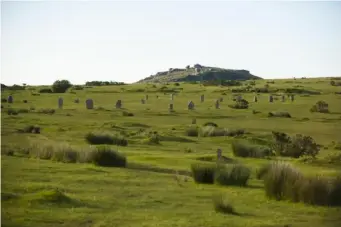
[1,98,7,103]
[72,85,84,90]
[228,99,249,109]
[174,82,180,86]
[215,164,251,186]
[89,146,126,167]
[310,101,329,113]
[203,122,218,127]
[7,109,18,115]
[186,126,199,137]
[330,175,341,206]
[268,111,291,118]
[143,134,160,145]
[85,132,128,146]
[52,80,72,93]
[37,108,55,115]
[191,163,215,184]
[231,140,272,158]
[19,125,41,134]
[298,176,330,206]
[23,100,28,103]
[213,194,237,215]
[122,111,134,116]
[39,88,53,93]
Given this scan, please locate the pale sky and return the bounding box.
[1,0,341,85]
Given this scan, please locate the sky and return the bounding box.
[1,0,341,85]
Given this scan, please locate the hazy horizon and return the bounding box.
[1,1,341,86]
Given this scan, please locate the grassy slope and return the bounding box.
[1,77,341,227]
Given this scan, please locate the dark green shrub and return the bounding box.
[231,140,272,158]
[89,146,126,167]
[191,163,215,184]
[228,99,249,109]
[215,164,251,186]
[39,88,53,93]
[330,175,341,206]
[72,85,84,90]
[52,80,72,93]
[122,111,134,116]
[298,176,330,206]
[186,126,199,137]
[174,82,180,86]
[268,111,291,118]
[225,129,245,137]
[1,98,7,103]
[7,109,18,115]
[85,132,128,146]
[310,101,329,113]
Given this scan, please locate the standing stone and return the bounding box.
[7,96,13,103]
[200,94,204,102]
[169,103,174,111]
[58,97,63,109]
[291,95,295,102]
[269,95,273,103]
[116,100,122,109]
[86,99,94,109]
[188,101,195,110]
[281,95,286,102]
[215,100,220,109]
[145,95,148,101]
[170,94,174,100]
[141,99,145,104]
[254,96,258,102]
[217,148,222,160]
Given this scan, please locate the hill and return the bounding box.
[137,64,262,83]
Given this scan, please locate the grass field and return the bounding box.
[1,77,341,227]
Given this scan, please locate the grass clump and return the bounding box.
[200,126,244,137]
[310,101,329,113]
[89,145,126,167]
[228,99,249,109]
[191,163,216,184]
[122,111,134,116]
[18,125,41,134]
[186,126,199,137]
[215,164,251,187]
[85,132,128,146]
[268,111,291,118]
[213,194,237,215]
[231,140,272,158]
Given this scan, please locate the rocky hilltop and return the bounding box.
[137,64,262,83]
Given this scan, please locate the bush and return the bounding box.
[174,82,180,86]
[213,194,237,215]
[122,111,134,117]
[37,108,55,115]
[231,140,272,158]
[18,125,41,134]
[89,146,126,167]
[310,101,329,113]
[268,111,291,118]
[72,85,84,90]
[225,129,245,137]
[272,132,319,158]
[228,99,249,109]
[330,175,341,206]
[1,98,7,103]
[215,164,251,186]
[203,122,218,127]
[52,80,72,93]
[7,109,18,115]
[85,132,128,146]
[39,88,53,93]
[186,126,199,137]
[191,163,215,184]
[298,176,330,206]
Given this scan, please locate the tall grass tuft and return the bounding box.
[215,164,251,187]
[231,140,272,158]
[85,132,128,146]
[89,146,126,167]
[212,194,237,215]
[186,126,199,137]
[191,163,215,184]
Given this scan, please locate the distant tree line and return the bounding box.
[85,81,126,86]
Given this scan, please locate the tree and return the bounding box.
[52,80,72,93]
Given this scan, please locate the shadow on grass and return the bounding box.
[127,162,192,177]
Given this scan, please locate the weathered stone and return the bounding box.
[86,99,94,109]
[254,96,258,102]
[7,96,13,103]
[217,148,222,160]
[200,95,204,102]
[141,99,145,104]
[281,95,286,102]
[116,100,122,109]
[291,95,295,102]
[269,95,273,103]
[169,103,174,111]
[188,101,195,110]
[215,100,220,109]
[58,97,63,109]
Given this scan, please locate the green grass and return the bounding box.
[2,77,341,227]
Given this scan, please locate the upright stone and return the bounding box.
[200,94,204,102]
[170,94,174,100]
[116,100,122,109]
[215,99,220,109]
[254,96,258,102]
[217,148,222,160]
[7,95,13,103]
[141,99,145,104]
[145,95,148,101]
[291,95,295,102]
[58,97,63,109]
[188,101,195,110]
[169,103,174,111]
[269,95,273,103]
[281,95,286,102]
[86,99,94,109]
